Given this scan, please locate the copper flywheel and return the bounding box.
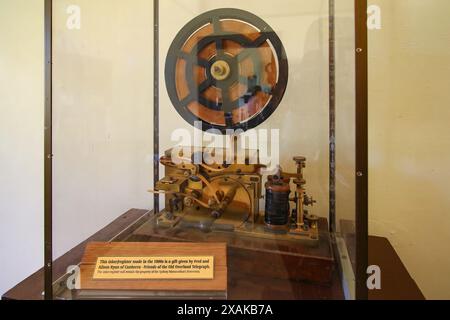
[165,8,289,133]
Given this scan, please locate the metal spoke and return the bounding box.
[179,51,209,68]
[198,78,212,93]
[196,58,210,68]
[218,85,233,126]
[212,16,221,33]
[212,16,224,51]
[252,33,269,47]
[237,50,251,62]
[180,94,194,106]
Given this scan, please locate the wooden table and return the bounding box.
[1,209,424,300]
[368,237,425,300]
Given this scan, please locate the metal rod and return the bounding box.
[328,0,336,233]
[44,0,53,300]
[153,0,160,214]
[355,0,369,300]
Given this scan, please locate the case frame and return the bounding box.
[43,0,368,300]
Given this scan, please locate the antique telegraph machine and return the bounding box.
[153,9,319,242]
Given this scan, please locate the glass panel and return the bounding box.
[51,0,357,300]
[368,0,450,300]
[334,0,357,299]
[52,0,154,299]
[157,0,354,300]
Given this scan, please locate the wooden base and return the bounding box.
[126,213,335,285]
[2,210,352,300]
[79,242,227,298]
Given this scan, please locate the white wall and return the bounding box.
[369,0,450,299]
[0,0,44,295]
[52,0,154,258]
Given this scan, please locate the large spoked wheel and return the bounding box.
[165,8,289,133]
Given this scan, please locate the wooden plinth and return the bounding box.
[2,209,351,300]
[79,242,227,297]
[126,216,335,285]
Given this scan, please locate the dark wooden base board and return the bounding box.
[126,214,335,285]
[2,209,348,300]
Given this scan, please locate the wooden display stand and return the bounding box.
[77,242,227,299]
[125,214,335,285]
[1,209,425,300]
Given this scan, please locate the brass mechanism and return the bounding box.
[157,9,317,242]
[151,147,319,242]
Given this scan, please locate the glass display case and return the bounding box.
[45,0,368,300]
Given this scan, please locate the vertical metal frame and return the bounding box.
[153,0,160,214]
[329,0,368,300]
[328,0,336,233]
[42,0,162,300]
[355,0,369,300]
[44,0,53,300]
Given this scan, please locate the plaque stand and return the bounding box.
[74,242,227,300]
[127,214,335,285]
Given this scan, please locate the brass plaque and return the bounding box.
[93,256,214,280]
[80,242,227,292]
